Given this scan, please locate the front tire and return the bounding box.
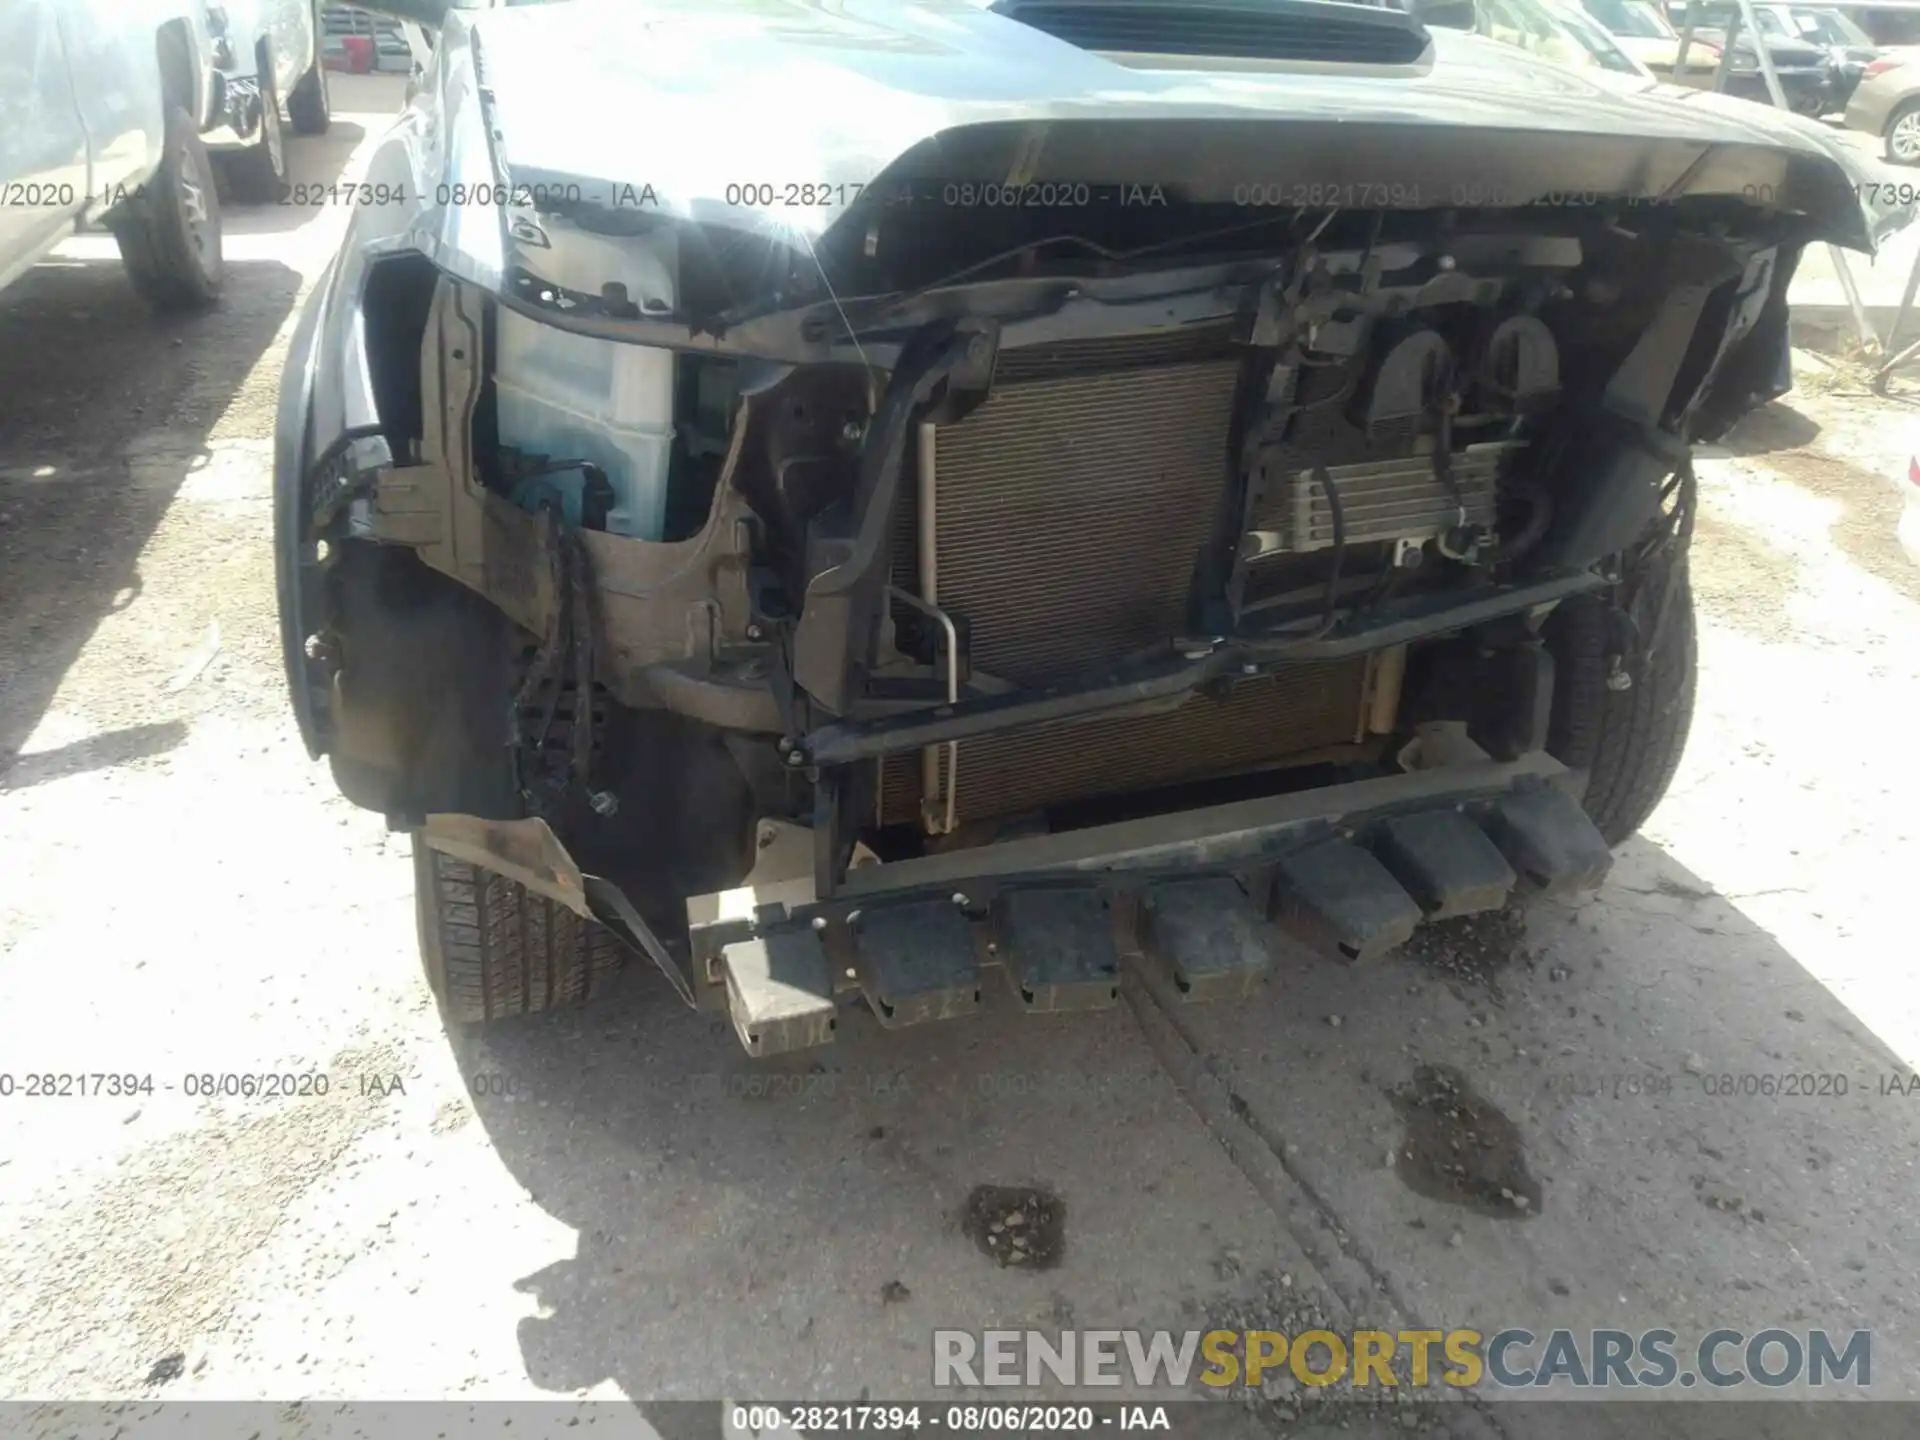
[110,104,222,312]
[414,841,628,1025]
[1543,558,1697,847]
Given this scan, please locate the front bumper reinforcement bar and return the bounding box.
[798,570,1603,766]
[683,749,1615,1056]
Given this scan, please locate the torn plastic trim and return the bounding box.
[420,813,697,1008]
[356,111,1875,369]
[399,239,1355,367]
[469,223,1648,368]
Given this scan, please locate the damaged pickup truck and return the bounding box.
[277,0,1886,1053]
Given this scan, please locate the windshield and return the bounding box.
[1476,0,1648,74]
[1786,7,1875,45]
[1547,0,1650,69]
[1580,0,1679,39]
[1667,2,1730,29]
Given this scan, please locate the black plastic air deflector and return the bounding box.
[991,0,1432,64]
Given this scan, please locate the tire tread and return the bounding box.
[415,844,627,1025]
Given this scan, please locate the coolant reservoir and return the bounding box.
[494,226,678,539]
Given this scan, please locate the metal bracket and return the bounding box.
[888,586,961,836]
[791,320,999,715]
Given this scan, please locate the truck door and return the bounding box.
[270,0,311,99]
[51,0,166,202]
[0,0,90,291]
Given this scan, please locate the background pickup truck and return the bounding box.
[0,0,225,310]
[321,4,416,73]
[200,0,330,202]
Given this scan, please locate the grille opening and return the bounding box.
[992,0,1433,65]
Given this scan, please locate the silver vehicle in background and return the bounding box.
[0,0,225,309]
[199,0,331,202]
[1846,54,1920,161]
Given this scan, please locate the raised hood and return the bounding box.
[354,0,1891,323]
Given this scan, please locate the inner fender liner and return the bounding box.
[326,544,522,821]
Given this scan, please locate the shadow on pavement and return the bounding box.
[0,256,300,767]
[439,835,1920,1431]
[1173,837,1920,1429]
[1711,398,1920,604]
[0,253,303,771]
[1718,400,1823,455]
[445,961,1290,1419]
[0,719,189,790]
[0,93,387,765]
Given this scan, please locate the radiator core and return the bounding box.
[881,331,1373,830]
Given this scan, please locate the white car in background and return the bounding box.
[0,0,226,309]
[200,0,330,201]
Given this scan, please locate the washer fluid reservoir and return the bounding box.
[494,226,678,539]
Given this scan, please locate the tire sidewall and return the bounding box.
[165,117,225,296]
[1889,101,1920,167]
[116,104,224,306]
[1543,552,1696,847]
[412,838,455,1012]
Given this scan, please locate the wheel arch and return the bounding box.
[155,19,202,116]
[275,251,446,765]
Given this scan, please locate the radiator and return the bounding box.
[881,329,1373,831]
